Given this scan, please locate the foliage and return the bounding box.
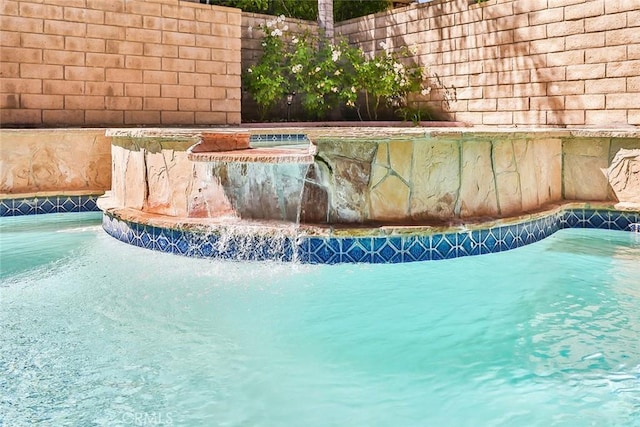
[208,0,390,22]
[212,0,269,12]
[350,41,428,120]
[243,16,430,121]
[396,104,433,125]
[286,36,360,119]
[334,0,390,22]
[243,17,289,119]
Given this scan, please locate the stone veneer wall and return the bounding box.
[0,0,241,126]
[312,132,563,222]
[104,129,640,225]
[336,0,640,126]
[313,131,640,223]
[0,129,111,194]
[563,134,640,203]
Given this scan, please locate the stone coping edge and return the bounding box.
[100,203,640,264]
[102,127,640,141]
[2,126,638,140]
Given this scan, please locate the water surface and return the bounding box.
[1,213,639,426]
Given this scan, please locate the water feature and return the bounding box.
[1,212,640,426]
[190,161,312,222]
[100,128,640,264]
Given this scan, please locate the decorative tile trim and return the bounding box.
[250,134,309,146]
[102,214,296,262]
[0,195,102,217]
[101,208,640,264]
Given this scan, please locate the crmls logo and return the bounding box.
[121,412,173,426]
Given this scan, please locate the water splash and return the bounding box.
[185,222,302,263]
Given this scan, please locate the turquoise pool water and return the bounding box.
[1,213,639,426]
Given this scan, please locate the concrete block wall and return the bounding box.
[0,0,241,126]
[336,0,640,126]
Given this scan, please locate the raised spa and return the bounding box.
[97,128,640,263]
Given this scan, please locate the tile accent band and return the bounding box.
[101,208,640,264]
[0,195,101,217]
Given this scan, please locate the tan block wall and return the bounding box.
[0,0,241,127]
[0,129,111,194]
[336,0,640,126]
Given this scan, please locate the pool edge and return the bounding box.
[99,204,639,264]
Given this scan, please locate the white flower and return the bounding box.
[292,36,299,44]
[291,64,303,74]
[331,49,341,62]
[282,25,289,32]
[334,70,341,76]
[278,14,285,22]
[271,29,282,37]
[315,66,321,73]
[346,100,355,107]
[261,42,266,47]
[266,20,274,28]
[351,86,356,93]
[247,68,252,73]
[331,87,338,93]
[409,44,418,55]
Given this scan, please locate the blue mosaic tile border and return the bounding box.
[102,214,297,262]
[102,208,640,264]
[0,195,101,217]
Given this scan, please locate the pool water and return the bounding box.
[1,213,639,426]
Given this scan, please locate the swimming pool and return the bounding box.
[1,212,639,426]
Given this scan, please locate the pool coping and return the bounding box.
[102,126,640,141]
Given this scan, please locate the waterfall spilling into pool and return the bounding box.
[98,128,640,263]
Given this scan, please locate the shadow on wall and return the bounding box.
[338,0,553,125]
[335,1,473,122]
